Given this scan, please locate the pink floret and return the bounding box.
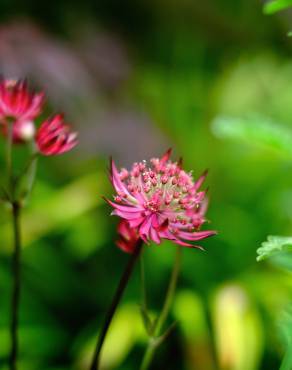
[36,114,78,156]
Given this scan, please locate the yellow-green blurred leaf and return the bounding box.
[212,115,292,158]
[173,290,216,370]
[211,284,263,370]
[75,304,145,370]
[0,172,106,253]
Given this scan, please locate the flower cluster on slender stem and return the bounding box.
[0,78,216,370]
[0,78,78,155]
[89,150,216,370]
[0,77,78,370]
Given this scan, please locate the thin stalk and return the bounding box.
[15,152,39,186]
[140,246,182,370]
[140,341,157,370]
[140,253,148,311]
[9,201,22,370]
[5,123,37,370]
[15,152,39,202]
[89,238,144,370]
[6,121,14,195]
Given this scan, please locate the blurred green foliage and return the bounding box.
[263,0,292,14]
[1,0,292,369]
[257,236,292,261]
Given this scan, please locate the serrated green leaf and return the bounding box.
[263,0,292,14]
[212,115,292,158]
[257,236,292,261]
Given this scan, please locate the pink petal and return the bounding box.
[160,148,172,164]
[112,209,144,220]
[193,169,208,191]
[110,159,133,199]
[139,215,154,240]
[178,230,217,241]
[128,217,145,228]
[150,227,161,244]
[106,198,144,213]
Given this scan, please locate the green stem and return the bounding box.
[9,201,22,370]
[6,121,14,196]
[5,122,37,370]
[140,246,182,370]
[16,152,39,202]
[89,238,144,370]
[140,341,157,370]
[140,253,148,311]
[15,152,39,185]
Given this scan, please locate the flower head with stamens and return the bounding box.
[0,78,44,142]
[107,149,216,249]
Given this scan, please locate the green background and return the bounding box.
[1,0,292,369]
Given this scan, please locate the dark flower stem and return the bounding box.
[140,254,148,311]
[6,121,25,370]
[89,238,144,370]
[140,246,182,370]
[5,140,40,370]
[9,201,21,370]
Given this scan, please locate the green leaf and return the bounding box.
[280,346,292,370]
[263,0,292,14]
[74,304,144,369]
[211,284,263,370]
[212,115,292,158]
[0,171,107,253]
[257,236,292,261]
[17,154,38,202]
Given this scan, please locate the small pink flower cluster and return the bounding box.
[108,149,216,251]
[0,78,77,155]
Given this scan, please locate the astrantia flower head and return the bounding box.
[36,114,78,156]
[0,78,44,143]
[107,149,216,249]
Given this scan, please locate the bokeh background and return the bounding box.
[1,0,292,369]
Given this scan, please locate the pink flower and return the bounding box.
[0,78,44,142]
[107,149,216,248]
[0,78,44,121]
[36,114,78,156]
[116,220,139,253]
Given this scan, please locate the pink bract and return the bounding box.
[107,149,216,249]
[36,114,78,156]
[116,220,139,253]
